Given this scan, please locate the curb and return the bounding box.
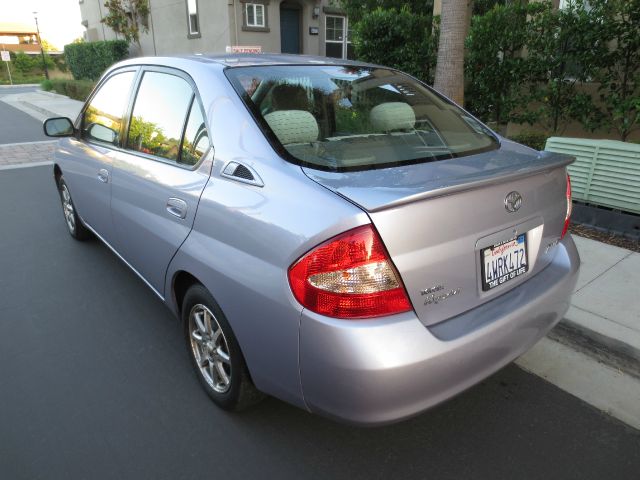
[0,161,53,171]
[550,318,640,380]
[0,140,56,148]
[0,83,40,88]
[37,90,72,100]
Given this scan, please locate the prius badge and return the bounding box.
[504,191,522,213]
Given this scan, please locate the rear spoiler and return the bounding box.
[369,152,575,212]
[304,150,574,213]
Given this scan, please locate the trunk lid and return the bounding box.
[303,140,574,326]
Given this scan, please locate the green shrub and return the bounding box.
[508,132,548,151]
[11,51,55,74]
[12,51,38,74]
[64,40,129,80]
[40,79,53,91]
[353,7,438,84]
[47,79,96,101]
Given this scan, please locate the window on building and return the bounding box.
[325,15,354,60]
[246,3,266,28]
[126,72,194,163]
[186,0,200,37]
[82,71,136,146]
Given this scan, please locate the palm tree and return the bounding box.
[433,0,470,105]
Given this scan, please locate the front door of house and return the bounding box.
[280,6,300,54]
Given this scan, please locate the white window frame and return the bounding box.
[245,3,266,28]
[187,0,200,37]
[325,15,352,60]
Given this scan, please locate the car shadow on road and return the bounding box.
[1,165,638,480]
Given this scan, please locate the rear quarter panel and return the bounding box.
[165,80,369,407]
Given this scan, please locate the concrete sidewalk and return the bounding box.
[557,236,639,373]
[2,88,638,373]
[0,89,83,123]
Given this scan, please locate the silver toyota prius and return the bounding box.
[44,54,579,425]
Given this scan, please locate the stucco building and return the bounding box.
[79,0,355,59]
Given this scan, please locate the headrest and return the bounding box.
[271,84,310,110]
[264,110,319,145]
[370,102,416,132]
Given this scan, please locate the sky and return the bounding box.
[1,0,85,50]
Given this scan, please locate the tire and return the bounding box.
[183,284,264,411]
[57,176,92,241]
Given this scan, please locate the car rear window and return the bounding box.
[226,65,499,172]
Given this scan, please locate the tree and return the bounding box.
[101,0,150,50]
[591,0,640,141]
[353,7,438,83]
[465,2,546,131]
[433,0,469,104]
[40,38,58,52]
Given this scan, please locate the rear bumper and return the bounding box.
[299,235,580,426]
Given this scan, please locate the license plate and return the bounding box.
[481,234,528,291]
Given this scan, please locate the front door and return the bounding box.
[64,69,137,242]
[280,6,300,54]
[110,68,212,296]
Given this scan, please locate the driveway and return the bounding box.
[1,165,639,479]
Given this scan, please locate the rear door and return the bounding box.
[62,69,137,241]
[110,67,212,296]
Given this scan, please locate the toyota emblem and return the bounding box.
[504,191,522,213]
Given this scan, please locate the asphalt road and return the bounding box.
[0,86,49,144]
[1,165,639,480]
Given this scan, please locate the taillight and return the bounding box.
[561,173,572,239]
[288,224,412,319]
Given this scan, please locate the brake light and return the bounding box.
[561,173,572,239]
[288,225,412,319]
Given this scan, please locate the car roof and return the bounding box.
[117,53,377,70]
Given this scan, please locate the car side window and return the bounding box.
[126,71,193,162]
[82,71,136,146]
[179,100,210,166]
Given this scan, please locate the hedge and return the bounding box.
[64,40,129,81]
[41,79,96,102]
[508,132,548,151]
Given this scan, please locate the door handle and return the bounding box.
[166,197,187,219]
[97,169,109,183]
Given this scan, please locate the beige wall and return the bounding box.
[138,0,231,56]
[79,0,119,42]
[79,0,344,57]
[231,1,325,56]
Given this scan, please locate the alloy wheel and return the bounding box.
[188,304,232,393]
[61,184,76,234]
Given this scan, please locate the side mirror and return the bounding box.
[43,117,75,137]
[87,123,117,144]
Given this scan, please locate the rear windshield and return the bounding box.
[226,65,499,171]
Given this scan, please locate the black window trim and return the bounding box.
[121,65,211,171]
[224,64,500,173]
[76,66,140,149]
[78,64,212,172]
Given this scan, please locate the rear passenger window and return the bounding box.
[179,100,210,166]
[82,71,135,146]
[127,71,193,162]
